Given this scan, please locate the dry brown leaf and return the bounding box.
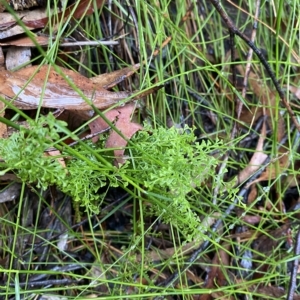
[0,0,105,38]
[0,65,134,110]
[247,184,258,205]
[0,65,163,112]
[241,214,261,225]
[105,103,143,165]
[89,109,120,143]
[90,63,140,89]
[45,149,66,168]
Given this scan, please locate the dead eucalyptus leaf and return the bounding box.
[0,65,134,110]
[105,103,143,165]
[89,109,120,143]
[89,103,143,165]
[90,63,140,89]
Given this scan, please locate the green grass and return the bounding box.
[0,0,299,299]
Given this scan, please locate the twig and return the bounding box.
[28,264,86,282]
[208,0,300,132]
[57,40,119,46]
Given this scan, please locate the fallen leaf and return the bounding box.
[105,103,143,165]
[45,149,66,168]
[247,184,258,205]
[0,0,105,38]
[90,63,140,89]
[0,65,163,113]
[89,103,143,165]
[89,109,120,143]
[241,214,261,225]
[0,93,7,138]
[0,65,134,110]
